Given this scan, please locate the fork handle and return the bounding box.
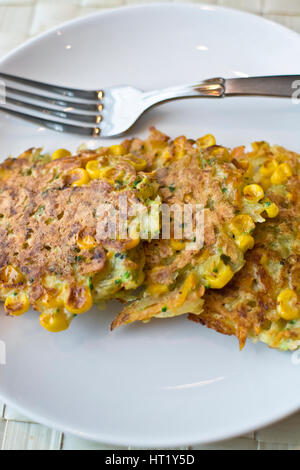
[143,75,300,108]
[143,78,225,108]
[225,75,300,97]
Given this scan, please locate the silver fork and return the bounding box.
[0,73,298,137]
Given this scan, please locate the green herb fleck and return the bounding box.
[205,197,215,210]
[33,153,46,162]
[115,180,123,189]
[88,277,94,291]
[115,252,125,260]
[133,177,142,188]
[221,254,231,265]
[35,205,45,217]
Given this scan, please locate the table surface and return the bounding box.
[0,0,300,451]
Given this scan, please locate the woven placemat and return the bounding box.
[0,0,300,450]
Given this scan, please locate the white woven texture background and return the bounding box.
[0,0,300,451]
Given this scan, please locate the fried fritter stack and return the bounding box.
[112,130,279,329]
[112,130,300,351]
[0,145,159,331]
[1,129,299,351]
[189,142,300,350]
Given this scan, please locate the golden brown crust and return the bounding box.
[189,145,300,350]
[111,129,271,329]
[0,163,135,278]
[0,148,155,311]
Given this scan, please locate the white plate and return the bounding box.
[0,3,300,448]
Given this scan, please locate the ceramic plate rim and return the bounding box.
[0,387,299,448]
[1,2,300,68]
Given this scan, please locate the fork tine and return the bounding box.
[0,106,101,137]
[6,85,102,113]
[0,72,101,101]
[5,96,102,124]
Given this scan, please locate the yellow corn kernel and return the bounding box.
[205,263,234,289]
[173,136,187,159]
[287,192,293,202]
[147,283,169,296]
[40,311,70,333]
[4,291,30,316]
[229,214,255,237]
[279,162,293,178]
[67,168,90,187]
[243,184,264,203]
[109,144,125,156]
[174,148,185,160]
[124,237,140,250]
[235,234,255,252]
[98,167,124,185]
[171,239,186,251]
[161,149,172,165]
[0,168,10,181]
[265,202,279,218]
[125,155,147,171]
[259,159,278,177]
[238,160,254,178]
[39,292,63,310]
[175,273,197,307]
[98,167,113,184]
[210,146,231,162]
[52,149,71,161]
[277,289,299,321]
[260,177,272,191]
[0,265,24,285]
[271,163,292,185]
[197,134,216,149]
[184,194,193,203]
[65,285,93,315]
[86,160,101,179]
[260,253,268,266]
[251,141,270,155]
[77,235,97,251]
